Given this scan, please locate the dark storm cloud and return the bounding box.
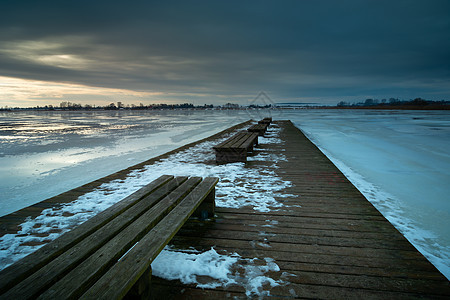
[1,0,449,104]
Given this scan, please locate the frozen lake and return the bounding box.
[0,109,449,278]
[0,110,251,215]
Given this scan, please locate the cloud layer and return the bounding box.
[1,0,449,106]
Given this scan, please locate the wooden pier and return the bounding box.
[152,120,450,299]
[0,120,449,299]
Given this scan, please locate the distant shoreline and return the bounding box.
[1,102,449,112]
[319,105,450,110]
[2,106,450,112]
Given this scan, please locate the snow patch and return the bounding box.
[152,247,287,297]
[152,247,239,289]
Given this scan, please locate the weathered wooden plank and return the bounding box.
[38,177,203,299]
[1,176,189,299]
[228,132,252,148]
[214,213,391,229]
[150,279,246,299]
[214,130,256,149]
[0,174,174,295]
[216,207,388,221]
[237,132,258,151]
[150,276,445,300]
[178,221,407,241]
[280,270,450,296]
[214,132,258,151]
[213,217,398,234]
[233,206,387,218]
[276,202,387,213]
[176,227,417,251]
[216,212,401,233]
[193,183,216,219]
[81,177,219,300]
[268,282,448,300]
[213,132,245,149]
[222,248,444,280]
[169,236,438,273]
[170,236,426,260]
[279,197,378,205]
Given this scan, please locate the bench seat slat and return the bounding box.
[214,132,258,150]
[0,175,174,295]
[227,132,251,149]
[81,177,219,300]
[37,177,202,300]
[1,176,189,299]
[216,132,247,148]
[238,132,258,150]
[238,132,258,149]
[213,132,246,149]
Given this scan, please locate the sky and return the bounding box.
[1,0,449,107]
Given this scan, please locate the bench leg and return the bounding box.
[125,266,152,299]
[194,188,215,220]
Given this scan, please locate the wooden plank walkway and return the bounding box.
[151,120,450,299]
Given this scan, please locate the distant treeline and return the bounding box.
[1,102,215,111]
[2,98,449,111]
[336,98,450,110]
[0,101,272,111]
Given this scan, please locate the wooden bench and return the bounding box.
[213,131,259,163]
[258,117,272,125]
[247,123,268,136]
[0,175,218,299]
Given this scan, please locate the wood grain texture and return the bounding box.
[81,177,219,300]
[0,175,173,295]
[37,177,202,299]
[1,176,189,299]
